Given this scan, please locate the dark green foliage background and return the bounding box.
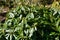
[0,5,60,40]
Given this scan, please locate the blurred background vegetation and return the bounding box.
[0,0,60,12]
[0,0,60,20]
[0,0,60,40]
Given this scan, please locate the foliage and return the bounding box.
[0,0,60,40]
[0,5,37,40]
[0,0,55,7]
[0,5,60,40]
